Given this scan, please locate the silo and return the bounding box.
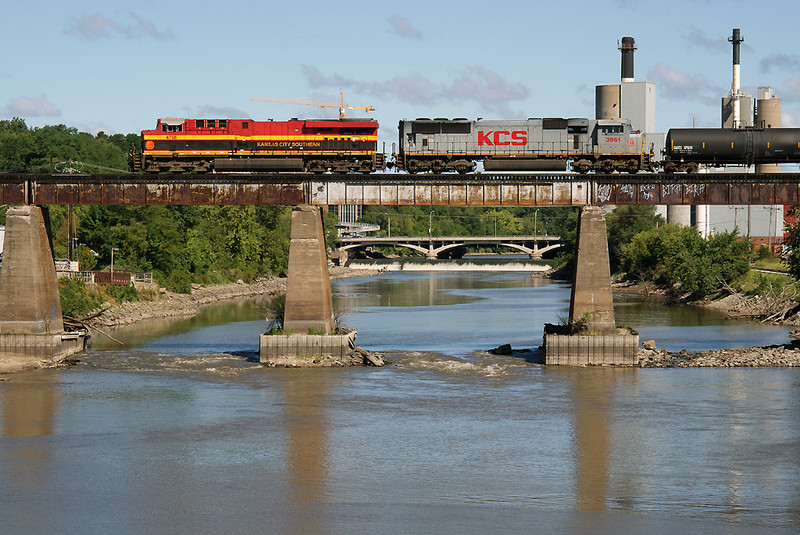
[756,87,781,174]
[596,84,620,120]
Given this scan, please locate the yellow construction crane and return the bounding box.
[251,91,375,119]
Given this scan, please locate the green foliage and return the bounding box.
[308,326,327,335]
[620,225,750,296]
[0,118,131,173]
[783,205,800,280]
[58,278,102,318]
[264,294,286,330]
[735,271,793,297]
[76,244,98,271]
[605,205,664,273]
[104,283,139,303]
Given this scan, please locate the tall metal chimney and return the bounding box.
[728,28,744,128]
[619,37,636,82]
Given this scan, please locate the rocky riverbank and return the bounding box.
[638,343,800,367]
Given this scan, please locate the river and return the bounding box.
[2,271,799,534]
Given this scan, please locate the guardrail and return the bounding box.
[56,270,153,285]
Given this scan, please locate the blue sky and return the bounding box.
[2,0,799,145]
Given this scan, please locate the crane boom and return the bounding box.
[251,91,375,118]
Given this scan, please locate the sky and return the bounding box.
[2,0,799,147]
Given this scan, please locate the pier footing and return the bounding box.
[543,330,639,366]
[260,331,358,366]
[0,332,87,363]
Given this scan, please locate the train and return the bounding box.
[129,117,385,173]
[129,116,800,174]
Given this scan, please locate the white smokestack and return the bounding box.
[729,28,744,129]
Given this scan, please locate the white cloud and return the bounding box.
[302,65,528,116]
[65,12,175,41]
[781,109,800,127]
[680,25,729,54]
[648,63,724,105]
[388,15,422,39]
[194,105,250,118]
[4,94,61,117]
[760,54,800,74]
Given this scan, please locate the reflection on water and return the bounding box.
[1,271,799,534]
[90,298,270,352]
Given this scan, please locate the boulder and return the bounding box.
[488,344,513,355]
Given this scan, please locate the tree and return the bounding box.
[620,225,750,296]
[784,205,800,280]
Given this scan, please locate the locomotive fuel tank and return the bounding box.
[666,128,800,165]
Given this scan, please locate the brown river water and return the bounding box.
[1,272,799,534]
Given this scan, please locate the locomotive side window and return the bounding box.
[196,120,205,128]
[162,123,183,132]
[441,122,471,134]
[543,118,568,130]
[219,120,228,128]
[412,122,441,134]
[242,122,249,129]
[207,120,216,128]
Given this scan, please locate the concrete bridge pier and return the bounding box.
[543,206,638,365]
[261,205,363,365]
[282,205,335,334]
[568,206,616,334]
[0,206,86,363]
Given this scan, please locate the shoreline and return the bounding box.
[86,265,383,328]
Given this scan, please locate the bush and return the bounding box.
[620,225,750,297]
[59,278,102,318]
[104,284,139,303]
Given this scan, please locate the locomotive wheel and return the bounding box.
[572,160,591,174]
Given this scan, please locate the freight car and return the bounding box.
[129,117,385,173]
[392,117,655,174]
[664,127,800,173]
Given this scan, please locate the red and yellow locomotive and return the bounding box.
[130,117,385,173]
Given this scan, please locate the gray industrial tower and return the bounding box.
[595,37,657,136]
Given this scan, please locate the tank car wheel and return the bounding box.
[683,162,698,174]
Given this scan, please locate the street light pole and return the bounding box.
[429,210,434,239]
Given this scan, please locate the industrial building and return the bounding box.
[598,30,786,251]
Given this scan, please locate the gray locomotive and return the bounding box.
[393,117,654,173]
[664,128,800,173]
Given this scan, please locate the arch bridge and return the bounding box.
[337,235,561,262]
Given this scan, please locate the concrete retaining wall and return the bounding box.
[0,332,87,361]
[260,331,356,362]
[543,333,639,366]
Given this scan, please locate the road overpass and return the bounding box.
[1,172,800,206]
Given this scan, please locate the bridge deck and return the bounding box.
[1,172,798,206]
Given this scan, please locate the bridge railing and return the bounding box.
[56,270,153,285]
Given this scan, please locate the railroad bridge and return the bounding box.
[1,171,798,365]
[1,172,800,206]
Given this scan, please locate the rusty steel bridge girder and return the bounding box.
[1,172,799,206]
